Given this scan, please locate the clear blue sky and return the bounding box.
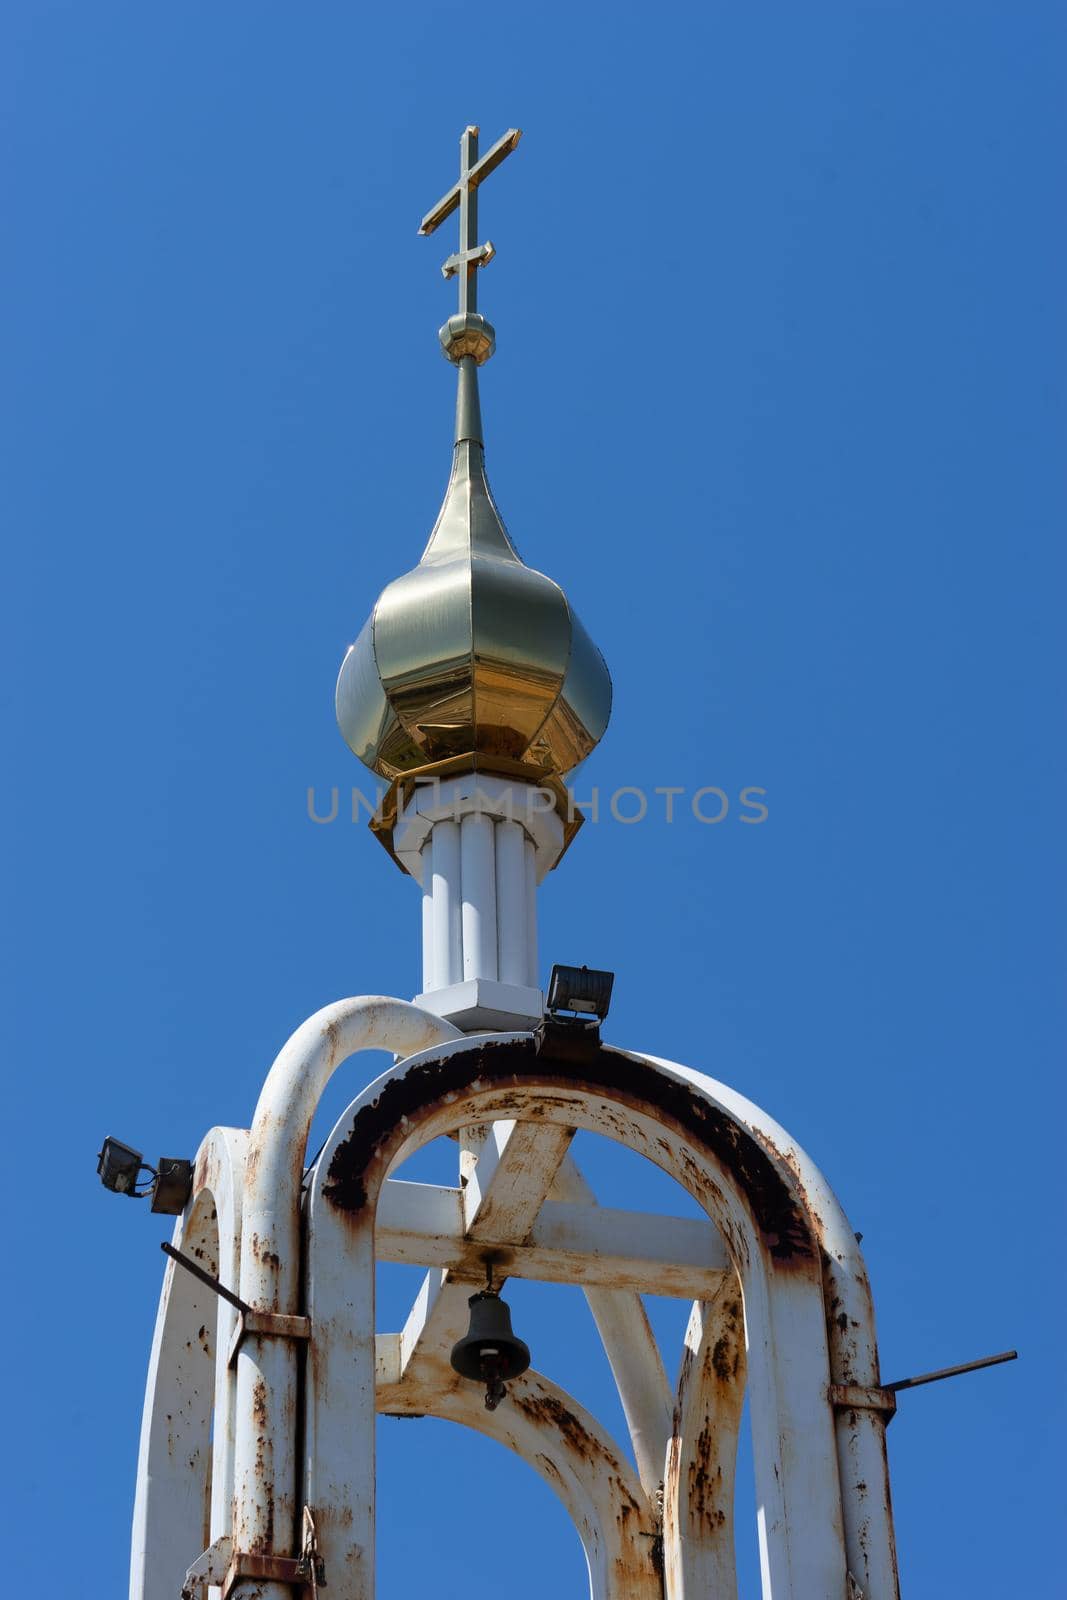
[4,4,1064,1595]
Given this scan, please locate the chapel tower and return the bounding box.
[127,126,902,1600]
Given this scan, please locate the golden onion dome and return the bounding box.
[336,318,611,786]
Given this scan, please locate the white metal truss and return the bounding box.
[132,998,899,1600]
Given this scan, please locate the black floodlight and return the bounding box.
[546,964,614,1022]
[151,1157,194,1216]
[97,1138,193,1212]
[97,1136,146,1196]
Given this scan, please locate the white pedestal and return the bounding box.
[412,977,544,1033]
[395,776,564,1031]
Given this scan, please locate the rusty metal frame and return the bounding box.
[377,1360,659,1599]
[136,1003,902,1600]
[303,1029,897,1599]
[132,1127,247,1600]
[231,999,463,1600]
[227,1310,311,1370]
[663,1275,747,1598]
[638,1048,903,1598]
[830,1383,898,1419]
[220,1552,325,1600]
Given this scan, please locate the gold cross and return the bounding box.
[419,125,522,316]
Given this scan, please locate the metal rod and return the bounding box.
[886,1349,1017,1393]
[161,1241,252,1316]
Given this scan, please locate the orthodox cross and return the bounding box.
[419,124,522,315]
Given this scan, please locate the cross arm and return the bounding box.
[375,1178,731,1295]
[468,127,522,188]
[385,1117,572,1382]
[442,241,496,279]
[462,1119,574,1239]
[418,184,461,238]
[418,127,522,235]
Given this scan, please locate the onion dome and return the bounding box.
[336,318,611,787]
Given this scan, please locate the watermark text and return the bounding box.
[306,781,768,828]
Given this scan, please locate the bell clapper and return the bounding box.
[481,1350,507,1412]
[476,1263,507,1409]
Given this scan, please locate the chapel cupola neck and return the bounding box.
[453,355,483,447]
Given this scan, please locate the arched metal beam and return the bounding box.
[643,1054,900,1600]
[377,1357,659,1600]
[664,1276,747,1600]
[305,1031,861,1600]
[131,1126,246,1600]
[230,998,461,1599]
[550,1153,673,1499]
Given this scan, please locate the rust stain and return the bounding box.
[711,1335,733,1382]
[534,1450,564,1486]
[687,1412,730,1531]
[249,1232,281,1271]
[677,1341,695,1404]
[322,1035,813,1261]
[514,1392,596,1458]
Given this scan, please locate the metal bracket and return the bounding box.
[831,1349,1018,1423]
[227,1309,312,1369]
[220,1552,326,1598]
[181,1534,232,1598]
[160,1242,311,1367]
[535,1016,602,1065]
[829,1383,898,1420]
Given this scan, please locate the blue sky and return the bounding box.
[3,3,1064,1595]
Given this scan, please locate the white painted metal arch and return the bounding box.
[377,1356,659,1600]
[131,1126,246,1600]
[303,1028,899,1600]
[132,1002,898,1600]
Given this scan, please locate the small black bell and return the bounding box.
[450,1273,531,1411]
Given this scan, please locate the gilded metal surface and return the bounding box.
[418,125,521,317]
[336,391,611,784]
[367,755,584,876]
[336,119,611,793]
[439,311,495,365]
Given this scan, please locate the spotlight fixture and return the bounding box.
[546,963,614,1023]
[96,1136,193,1215]
[97,1137,149,1196]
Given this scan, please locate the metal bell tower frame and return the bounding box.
[129,128,902,1600]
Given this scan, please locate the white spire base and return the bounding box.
[414,977,543,1032]
[393,775,563,1032]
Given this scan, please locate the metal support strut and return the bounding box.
[160,1241,313,1368]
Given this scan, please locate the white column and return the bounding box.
[495,818,527,985]
[524,835,539,988]
[420,840,434,994]
[460,811,497,980]
[431,820,461,988]
[397,778,557,1027]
